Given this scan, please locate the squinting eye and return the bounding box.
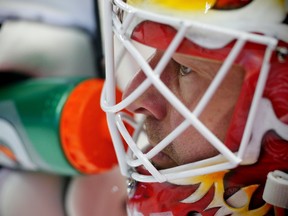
[179,65,192,76]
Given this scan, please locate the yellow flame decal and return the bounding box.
[170,170,272,215]
[128,0,216,12]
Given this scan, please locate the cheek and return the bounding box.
[170,124,219,164]
[167,73,211,134]
[179,74,211,108]
[167,105,216,163]
[166,77,230,163]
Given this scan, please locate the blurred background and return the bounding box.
[0,0,127,215]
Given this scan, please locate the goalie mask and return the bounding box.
[101,0,288,215]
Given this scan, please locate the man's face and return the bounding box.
[122,50,244,169]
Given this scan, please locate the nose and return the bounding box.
[122,69,168,120]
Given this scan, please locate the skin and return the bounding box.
[123,51,245,169]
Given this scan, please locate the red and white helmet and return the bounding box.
[101,0,288,215]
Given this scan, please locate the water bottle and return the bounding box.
[0,76,119,175]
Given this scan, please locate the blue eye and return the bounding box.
[179,65,192,76]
